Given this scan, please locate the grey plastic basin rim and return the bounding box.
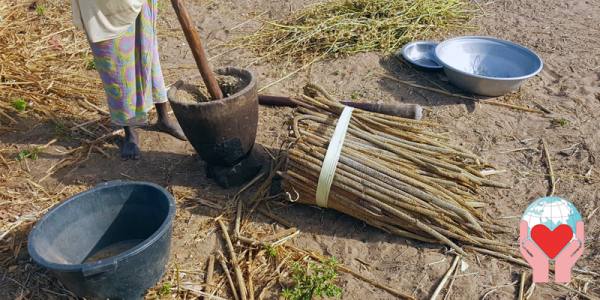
[434,36,544,81]
[27,181,176,276]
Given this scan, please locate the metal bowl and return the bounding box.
[400,41,442,70]
[434,36,543,96]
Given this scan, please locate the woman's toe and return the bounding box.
[157,119,187,141]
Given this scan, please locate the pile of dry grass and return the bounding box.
[234,0,472,63]
[0,1,106,124]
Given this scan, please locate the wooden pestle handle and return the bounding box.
[170,0,223,100]
[258,95,423,120]
[339,100,423,120]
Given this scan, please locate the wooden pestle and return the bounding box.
[170,0,223,100]
[340,100,423,120]
[258,95,423,120]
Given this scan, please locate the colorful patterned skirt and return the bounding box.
[89,0,166,126]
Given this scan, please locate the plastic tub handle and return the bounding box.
[82,261,118,277]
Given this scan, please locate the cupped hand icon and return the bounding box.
[519,220,549,282]
[519,220,585,283]
[554,221,584,283]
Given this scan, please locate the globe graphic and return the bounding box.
[522,196,582,240]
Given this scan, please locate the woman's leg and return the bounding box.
[90,22,144,159]
[121,126,140,159]
[145,0,186,140]
[90,0,186,159]
[154,103,186,140]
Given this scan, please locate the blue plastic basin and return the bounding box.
[28,181,176,299]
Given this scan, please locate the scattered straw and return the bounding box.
[179,284,230,300]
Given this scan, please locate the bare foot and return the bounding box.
[154,102,187,141]
[156,117,187,141]
[121,126,141,160]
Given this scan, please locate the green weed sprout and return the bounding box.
[282,258,343,300]
[86,57,96,70]
[12,98,27,112]
[158,282,172,296]
[17,148,39,161]
[35,4,46,16]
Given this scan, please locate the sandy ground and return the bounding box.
[1,0,599,299]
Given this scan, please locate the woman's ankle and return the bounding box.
[123,126,139,142]
[154,102,170,122]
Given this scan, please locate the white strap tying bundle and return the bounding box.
[315,106,354,207]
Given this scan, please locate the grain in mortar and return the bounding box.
[176,75,249,103]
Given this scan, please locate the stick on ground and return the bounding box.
[430,256,460,300]
[217,219,248,300]
[541,138,556,196]
[205,255,215,299]
[216,251,239,300]
[518,271,527,300]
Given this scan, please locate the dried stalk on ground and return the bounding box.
[541,138,556,196]
[430,256,460,300]
[218,219,248,300]
[217,251,240,300]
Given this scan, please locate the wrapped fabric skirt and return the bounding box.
[89,0,166,126]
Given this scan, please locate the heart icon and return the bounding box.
[530,224,573,259]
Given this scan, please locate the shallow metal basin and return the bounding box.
[435,36,543,96]
[400,41,442,70]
